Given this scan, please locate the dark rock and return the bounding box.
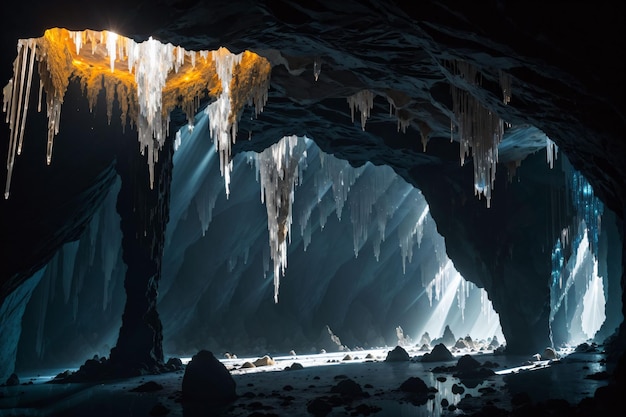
[385,346,409,362]
[421,343,454,362]
[542,347,557,360]
[455,354,481,372]
[5,373,19,386]
[166,357,183,371]
[451,383,465,395]
[181,350,236,405]
[398,377,428,394]
[286,362,303,370]
[330,378,364,397]
[307,397,332,417]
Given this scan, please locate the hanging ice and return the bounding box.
[313,58,321,81]
[546,137,558,169]
[449,60,505,208]
[347,90,375,131]
[206,48,243,197]
[2,28,271,199]
[256,135,308,303]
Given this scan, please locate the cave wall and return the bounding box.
[0,0,624,378]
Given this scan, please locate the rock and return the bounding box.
[436,325,456,347]
[165,357,183,371]
[396,326,412,346]
[455,354,481,372]
[286,362,303,370]
[398,377,429,394]
[451,383,465,395]
[5,373,19,386]
[385,345,409,362]
[307,397,332,417]
[421,343,454,362]
[330,378,364,397]
[542,347,557,360]
[454,339,469,349]
[181,350,236,405]
[253,355,276,367]
[241,361,256,368]
[419,332,431,346]
[488,336,500,349]
[316,325,344,353]
[342,354,352,361]
[419,344,430,351]
[289,350,297,356]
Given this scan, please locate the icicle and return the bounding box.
[313,57,321,81]
[3,38,37,198]
[398,203,429,273]
[349,164,394,257]
[449,60,504,208]
[194,181,220,236]
[206,47,243,197]
[347,89,375,131]
[257,135,307,302]
[546,137,558,169]
[134,37,175,188]
[105,31,118,72]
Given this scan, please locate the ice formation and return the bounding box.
[2,28,271,198]
[449,60,505,208]
[313,58,321,81]
[256,135,308,303]
[549,159,606,345]
[546,137,558,169]
[347,89,375,131]
[206,47,243,197]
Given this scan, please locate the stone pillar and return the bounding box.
[109,135,173,374]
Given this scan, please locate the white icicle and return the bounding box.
[206,47,243,197]
[257,135,307,302]
[546,137,558,169]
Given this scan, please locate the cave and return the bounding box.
[0,1,624,416]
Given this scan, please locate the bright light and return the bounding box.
[581,263,606,339]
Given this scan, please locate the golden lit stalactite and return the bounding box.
[2,28,271,199]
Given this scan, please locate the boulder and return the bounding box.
[542,347,557,360]
[421,343,454,362]
[252,355,275,367]
[399,377,429,394]
[385,345,410,362]
[181,350,236,405]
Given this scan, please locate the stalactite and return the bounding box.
[449,60,505,208]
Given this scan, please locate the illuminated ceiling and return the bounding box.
[3,28,271,198]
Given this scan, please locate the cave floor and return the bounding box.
[0,347,610,417]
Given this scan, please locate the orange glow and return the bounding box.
[3,28,272,197]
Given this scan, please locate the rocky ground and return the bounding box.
[0,343,621,417]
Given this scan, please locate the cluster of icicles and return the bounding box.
[2,29,270,199]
